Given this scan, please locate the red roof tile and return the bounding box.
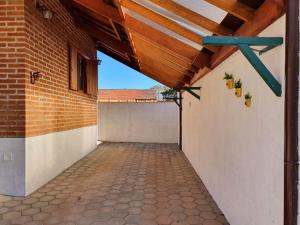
[98,89,157,102]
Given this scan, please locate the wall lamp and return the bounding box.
[30,71,43,84]
[35,0,54,20]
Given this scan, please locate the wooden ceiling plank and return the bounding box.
[132,32,192,65]
[120,0,219,52]
[72,0,123,23]
[138,53,184,79]
[141,64,183,81]
[204,0,255,22]
[140,65,179,87]
[141,64,187,86]
[148,0,233,35]
[136,48,189,74]
[132,34,192,69]
[125,15,199,61]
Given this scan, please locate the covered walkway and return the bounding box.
[0,143,228,225]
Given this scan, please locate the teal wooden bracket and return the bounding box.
[203,36,283,97]
[179,87,201,100]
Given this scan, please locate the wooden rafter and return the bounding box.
[204,0,255,22]
[120,0,219,52]
[72,0,123,23]
[148,0,233,35]
[75,19,135,56]
[192,53,212,70]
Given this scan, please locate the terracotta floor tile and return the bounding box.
[0,143,229,225]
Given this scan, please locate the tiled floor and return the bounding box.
[0,142,229,225]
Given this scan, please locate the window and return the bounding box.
[77,54,87,92]
[69,45,98,96]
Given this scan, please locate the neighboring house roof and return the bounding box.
[98,89,157,102]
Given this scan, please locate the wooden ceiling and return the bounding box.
[61,0,285,89]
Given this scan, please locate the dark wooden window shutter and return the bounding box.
[69,46,78,91]
[87,60,98,96]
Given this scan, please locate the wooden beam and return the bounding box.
[188,0,285,85]
[148,0,233,35]
[75,19,135,56]
[125,15,199,61]
[192,52,212,69]
[72,0,123,23]
[120,0,219,52]
[204,0,255,22]
[210,0,285,68]
[190,67,211,85]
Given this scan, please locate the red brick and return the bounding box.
[0,0,97,138]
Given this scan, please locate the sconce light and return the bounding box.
[30,71,43,84]
[35,0,54,20]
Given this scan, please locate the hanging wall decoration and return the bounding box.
[223,73,234,89]
[235,79,242,97]
[244,93,252,107]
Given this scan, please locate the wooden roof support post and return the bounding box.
[284,0,299,224]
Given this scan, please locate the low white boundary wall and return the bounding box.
[182,16,285,225]
[0,125,98,196]
[98,102,179,144]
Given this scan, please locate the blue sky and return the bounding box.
[97,52,160,89]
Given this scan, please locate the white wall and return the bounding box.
[0,125,97,196]
[182,16,285,225]
[98,102,179,143]
[0,139,25,196]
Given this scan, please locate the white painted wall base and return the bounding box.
[0,125,97,196]
[25,125,97,195]
[182,16,285,225]
[98,102,179,144]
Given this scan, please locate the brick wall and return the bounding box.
[0,0,97,137]
[0,0,26,137]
